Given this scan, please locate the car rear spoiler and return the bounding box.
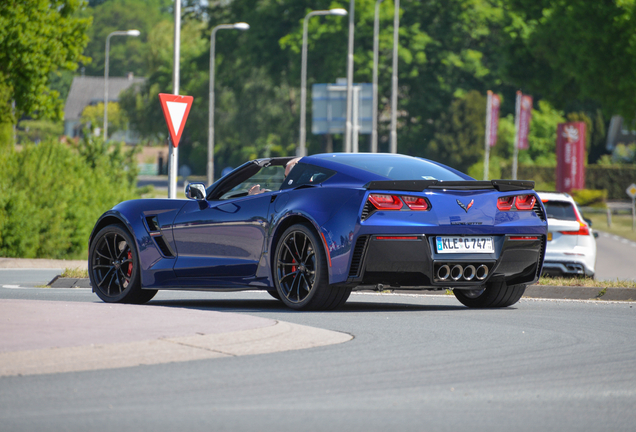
[364,179,535,192]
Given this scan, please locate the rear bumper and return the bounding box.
[345,234,546,289]
[542,261,594,278]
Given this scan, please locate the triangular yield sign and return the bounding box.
[158,93,193,148]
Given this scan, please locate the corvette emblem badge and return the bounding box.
[457,199,474,213]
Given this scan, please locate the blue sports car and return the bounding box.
[88,153,547,310]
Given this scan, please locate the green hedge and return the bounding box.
[499,164,636,199]
[0,137,140,259]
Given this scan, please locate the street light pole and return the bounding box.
[371,0,384,153]
[345,0,355,152]
[103,29,140,141]
[168,0,181,200]
[299,8,347,158]
[207,22,250,186]
[390,0,399,153]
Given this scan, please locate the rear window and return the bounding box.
[326,154,465,181]
[544,201,577,221]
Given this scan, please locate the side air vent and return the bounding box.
[146,216,160,232]
[533,199,546,221]
[348,235,369,277]
[154,236,174,257]
[536,235,547,278]
[361,201,375,221]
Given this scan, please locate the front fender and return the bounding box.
[89,199,189,288]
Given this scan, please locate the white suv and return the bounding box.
[538,192,597,278]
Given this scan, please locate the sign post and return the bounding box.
[627,183,636,231]
[159,93,193,198]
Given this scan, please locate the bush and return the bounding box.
[570,189,607,208]
[499,163,636,199]
[0,136,140,259]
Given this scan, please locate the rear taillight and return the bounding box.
[497,194,537,211]
[560,222,590,236]
[497,196,515,211]
[515,194,536,210]
[402,196,429,211]
[368,194,403,210]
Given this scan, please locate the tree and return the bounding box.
[0,0,91,130]
[80,102,128,136]
[81,0,172,78]
[426,91,487,173]
[502,0,636,119]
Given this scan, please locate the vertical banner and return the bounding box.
[516,94,533,149]
[556,122,586,193]
[483,91,500,180]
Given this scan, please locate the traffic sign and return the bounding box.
[627,183,636,199]
[158,93,193,148]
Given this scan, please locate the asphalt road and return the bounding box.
[1,287,634,432]
[595,231,636,281]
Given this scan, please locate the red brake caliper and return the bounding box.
[126,250,133,277]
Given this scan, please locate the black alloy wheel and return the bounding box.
[89,224,157,304]
[453,280,526,308]
[274,224,351,310]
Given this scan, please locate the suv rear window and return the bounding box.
[544,201,577,221]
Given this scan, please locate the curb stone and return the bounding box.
[47,276,91,289]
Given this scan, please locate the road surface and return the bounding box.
[0,287,634,432]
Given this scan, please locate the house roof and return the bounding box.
[64,75,145,121]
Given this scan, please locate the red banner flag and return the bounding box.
[487,92,500,147]
[556,122,586,192]
[515,92,533,150]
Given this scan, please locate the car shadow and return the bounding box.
[147,296,468,314]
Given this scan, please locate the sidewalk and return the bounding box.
[0,299,352,377]
[0,257,87,270]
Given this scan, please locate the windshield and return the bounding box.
[322,154,466,181]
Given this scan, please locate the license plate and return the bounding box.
[436,236,494,254]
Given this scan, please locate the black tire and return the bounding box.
[89,224,157,304]
[273,223,351,310]
[453,281,526,308]
[267,290,282,301]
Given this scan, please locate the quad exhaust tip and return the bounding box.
[437,265,450,281]
[436,263,489,281]
[463,265,476,281]
[476,264,489,280]
[450,265,463,281]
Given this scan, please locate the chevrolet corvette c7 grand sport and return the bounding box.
[88,153,547,310]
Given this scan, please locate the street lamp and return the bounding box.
[371,0,384,152]
[208,22,250,185]
[299,8,347,157]
[390,0,400,153]
[104,29,140,140]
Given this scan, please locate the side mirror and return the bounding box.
[185,182,206,200]
[584,217,593,227]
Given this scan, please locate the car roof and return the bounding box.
[537,191,575,204]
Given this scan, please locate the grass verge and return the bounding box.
[537,276,636,288]
[61,268,89,279]
[582,212,636,243]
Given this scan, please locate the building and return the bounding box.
[63,74,144,143]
